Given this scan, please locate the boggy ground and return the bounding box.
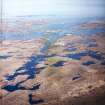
[37,32,105,105]
[0,39,44,105]
[0,21,105,105]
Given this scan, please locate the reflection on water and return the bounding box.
[66,50,104,61]
[5,55,45,81]
[0,55,12,59]
[2,81,40,92]
[3,54,45,92]
[82,61,96,66]
[2,16,105,40]
[52,61,66,67]
[1,16,105,105]
[29,93,44,105]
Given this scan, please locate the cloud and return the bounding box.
[2,0,105,17]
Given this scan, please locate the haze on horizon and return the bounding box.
[2,0,105,17]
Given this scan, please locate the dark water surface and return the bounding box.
[1,16,105,104]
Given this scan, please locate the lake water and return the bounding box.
[1,16,105,41]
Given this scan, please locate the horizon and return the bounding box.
[2,0,105,17]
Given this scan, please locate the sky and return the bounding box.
[2,0,105,17]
